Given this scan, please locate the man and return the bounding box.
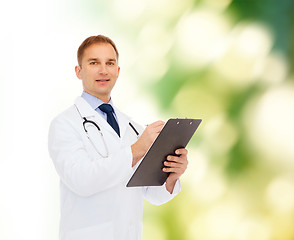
[48,35,188,240]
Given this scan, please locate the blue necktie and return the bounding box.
[99,104,120,137]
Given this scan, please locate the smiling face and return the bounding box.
[75,43,120,103]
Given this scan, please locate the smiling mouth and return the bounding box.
[96,79,110,82]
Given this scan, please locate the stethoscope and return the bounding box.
[75,104,139,158]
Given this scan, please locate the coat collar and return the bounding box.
[74,96,130,138]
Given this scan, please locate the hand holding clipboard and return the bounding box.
[127,118,202,187]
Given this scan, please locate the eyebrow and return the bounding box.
[87,58,117,62]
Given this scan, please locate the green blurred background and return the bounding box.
[1,0,294,239]
[65,0,294,239]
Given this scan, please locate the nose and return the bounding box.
[98,64,108,75]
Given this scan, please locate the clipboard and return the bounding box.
[126,118,202,187]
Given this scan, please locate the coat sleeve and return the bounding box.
[48,114,133,197]
[142,179,181,205]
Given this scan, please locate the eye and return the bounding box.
[107,62,114,66]
[90,62,97,65]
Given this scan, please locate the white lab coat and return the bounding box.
[48,97,180,240]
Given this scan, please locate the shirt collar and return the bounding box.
[81,91,114,111]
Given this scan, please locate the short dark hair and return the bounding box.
[77,35,119,66]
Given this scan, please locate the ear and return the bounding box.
[75,65,82,80]
[117,66,120,78]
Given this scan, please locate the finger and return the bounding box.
[164,161,184,168]
[175,148,188,156]
[153,120,165,126]
[148,120,165,128]
[148,125,164,135]
[162,166,184,173]
[154,124,164,132]
[166,155,187,164]
[145,121,164,131]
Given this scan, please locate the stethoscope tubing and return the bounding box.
[74,104,139,158]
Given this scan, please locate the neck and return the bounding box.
[85,90,110,103]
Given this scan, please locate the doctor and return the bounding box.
[48,35,188,240]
